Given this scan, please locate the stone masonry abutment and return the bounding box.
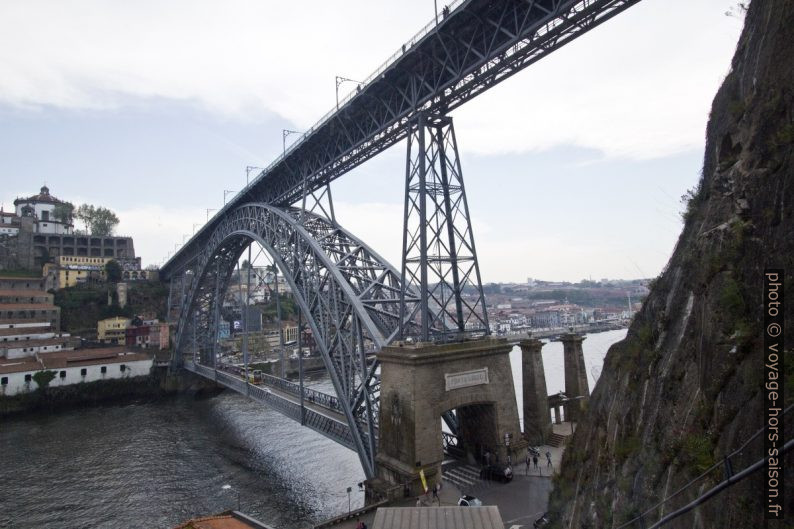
[373,338,527,496]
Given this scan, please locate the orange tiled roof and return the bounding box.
[0,290,49,296]
[0,337,67,348]
[0,327,54,336]
[0,359,42,374]
[0,303,57,310]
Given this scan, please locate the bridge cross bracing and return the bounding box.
[162,0,643,479]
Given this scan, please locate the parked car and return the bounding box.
[479,463,513,482]
[533,512,550,528]
[457,495,483,507]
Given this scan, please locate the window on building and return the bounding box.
[80,368,87,377]
[120,364,126,373]
[101,366,107,374]
[59,371,66,379]
[24,374,32,382]
[1,377,7,385]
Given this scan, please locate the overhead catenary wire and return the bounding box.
[614,403,793,528]
[648,437,793,529]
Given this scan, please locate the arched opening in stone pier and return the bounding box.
[441,403,501,466]
[374,339,527,497]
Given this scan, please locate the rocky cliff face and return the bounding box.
[549,1,793,527]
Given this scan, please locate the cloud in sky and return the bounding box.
[0,0,743,159]
[0,0,745,281]
[116,204,205,266]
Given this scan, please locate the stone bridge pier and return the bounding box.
[372,338,526,497]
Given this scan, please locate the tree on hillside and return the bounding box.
[105,259,122,283]
[75,204,120,236]
[53,202,75,224]
[92,207,120,236]
[75,204,95,233]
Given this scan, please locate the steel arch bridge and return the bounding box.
[163,0,644,480]
[171,204,431,477]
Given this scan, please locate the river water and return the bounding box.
[0,329,626,529]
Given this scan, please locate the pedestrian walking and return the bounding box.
[546,451,553,468]
[484,450,492,466]
[525,453,531,475]
[532,454,539,470]
[355,519,365,529]
[432,482,441,505]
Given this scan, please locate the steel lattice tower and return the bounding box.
[400,113,489,342]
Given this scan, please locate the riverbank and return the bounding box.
[0,373,169,417]
[0,367,220,418]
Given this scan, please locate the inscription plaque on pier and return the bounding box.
[445,368,489,391]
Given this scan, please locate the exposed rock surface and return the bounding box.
[549,1,793,527]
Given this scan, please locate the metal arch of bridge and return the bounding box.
[171,204,428,478]
[162,0,642,278]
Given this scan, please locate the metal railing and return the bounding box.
[184,360,363,451]
[259,371,342,412]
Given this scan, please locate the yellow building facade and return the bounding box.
[56,256,111,288]
[97,316,131,343]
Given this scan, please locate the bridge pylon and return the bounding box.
[399,113,489,342]
[372,338,527,499]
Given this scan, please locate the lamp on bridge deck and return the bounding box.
[346,486,352,516]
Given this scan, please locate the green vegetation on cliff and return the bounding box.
[549,2,793,527]
[54,281,168,335]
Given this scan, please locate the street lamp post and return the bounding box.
[245,165,262,186]
[346,486,352,516]
[223,190,236,205]
[282,129,302,155]
[206,208,217,221]
[221,484,241,511]
[335,76,363,110]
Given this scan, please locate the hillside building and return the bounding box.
[0,270,155,397]
[0,185,137,270]
[0,347,152,397]
[97,316,131,344]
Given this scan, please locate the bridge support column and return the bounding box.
[561,332,590,422]
[373,338,526,498]
[399,113,488,341]
[520,338,552,445]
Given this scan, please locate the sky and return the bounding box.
[0,0,746,282]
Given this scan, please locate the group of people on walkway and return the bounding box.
[415,482,443,507]
[525,450,553,476]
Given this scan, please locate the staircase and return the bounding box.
[441,463,481,490]
[548,432,568,447]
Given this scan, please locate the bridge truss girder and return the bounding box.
[171,204,427,478]
[162,0,642,279]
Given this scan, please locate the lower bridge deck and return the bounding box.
[183,360,374,451]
